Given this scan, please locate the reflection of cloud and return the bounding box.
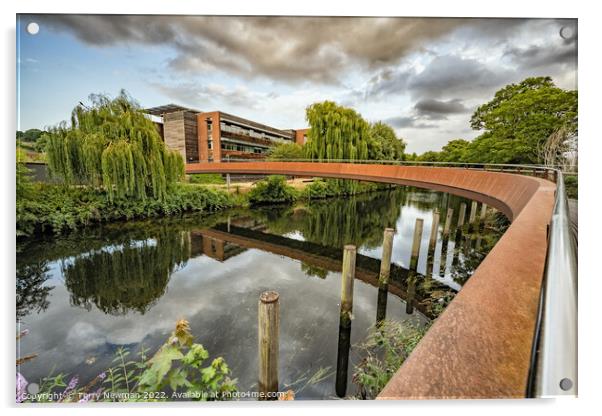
[20,246,422,398]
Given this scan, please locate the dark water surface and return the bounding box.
[16,186,506,399]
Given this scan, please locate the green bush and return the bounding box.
[352,320,426,399]
[16,182,234,238]
[565,175,578,199]
[247,175,298,206]
[188,173,225,185]
[17,320,237,402]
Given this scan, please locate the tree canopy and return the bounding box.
[46,91,184,201]
[417,77,577,164]
[304,101,370,161]
[266,142,304,161]
[368,121,406,160]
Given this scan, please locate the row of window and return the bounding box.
[220,142,267,154]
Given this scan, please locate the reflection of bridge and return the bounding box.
[185,161,575,399]
[194,223,455,318]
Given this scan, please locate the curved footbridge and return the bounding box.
[186,161,574,399]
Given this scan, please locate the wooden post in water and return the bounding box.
[468,201,477,232]
[426,210,439,278]
[429,210,440,250]
[340,245,357,325]
[379,229,395,285]
[336,245,356,397]
[376,229,394,325]
[479,203,488,232]
[441,208,453,275]
[258,291,279,400]
[406,219,423,314]
[453,203,467,266]
[443,208,453,239]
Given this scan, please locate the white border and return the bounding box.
[2,1,600,415]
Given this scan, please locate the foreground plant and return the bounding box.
[17,320,237,403]
[352,320,426,399]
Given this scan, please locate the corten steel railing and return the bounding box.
[195,158,578,398]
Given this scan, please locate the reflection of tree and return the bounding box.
[16,260,53,320]
[259,188,406,249]
[63,229,191,315]
[301,262,329,279]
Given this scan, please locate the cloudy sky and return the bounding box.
[17,15,577,153]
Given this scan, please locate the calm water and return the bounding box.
[16,186,506,399]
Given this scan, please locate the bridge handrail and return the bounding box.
[529,171,578,397]
[196,158,578,397]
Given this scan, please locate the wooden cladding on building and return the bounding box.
[164,111,199,163]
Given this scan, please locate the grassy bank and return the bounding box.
[17,170,392,240]
[17,181,236,238]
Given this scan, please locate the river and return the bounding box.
[16,185,507,400]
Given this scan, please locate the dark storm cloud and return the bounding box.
[504,42,577,70]
[413,98,468,120]
[408,55,512,99]
[385,115,437,129]
[33,15,469,84]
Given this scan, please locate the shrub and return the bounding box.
[352,320,426,399]
[188,173,225,185]
[564,175,578,199]
[266,143,304,161]
[247,175,298,206]
[16,182,234,238]
[17,320,237,402]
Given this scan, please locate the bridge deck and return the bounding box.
[186,162,556,399]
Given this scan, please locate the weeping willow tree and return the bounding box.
[46,91,184,201]
[304,101,370,161]
[304,101,371,194]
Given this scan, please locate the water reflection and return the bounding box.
[16,186,507,399]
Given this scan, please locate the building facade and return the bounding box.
[146,104,308,163]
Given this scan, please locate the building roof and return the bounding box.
[144,103,201,116]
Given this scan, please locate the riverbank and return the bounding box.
[16,171,391,240]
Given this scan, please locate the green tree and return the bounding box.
[45,91,184,201]
[16,129,44,143]
[368,121,406,160]
[470,76,577,163]
[439,139,471,162]
[304,101,370,161]
[266,142,304,160]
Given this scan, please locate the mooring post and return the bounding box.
[226,173,231,192]
[379,228,395,286]
[429,210,440,250]
[258,291,279,400]
[340,245,357,326]
[376,229,394,325]
[468,201,477,232]
[443,208,453,238]
[426,210,439,278]
[441,207,453,273]
[336,246,356,397]
[406,219,423,314]
[479,203,488,232]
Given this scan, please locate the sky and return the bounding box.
[16,15,577,154]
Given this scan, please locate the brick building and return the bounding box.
[145,104,308,163]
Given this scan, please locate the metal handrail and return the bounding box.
[531,171,578,397]
[204,157,578,398]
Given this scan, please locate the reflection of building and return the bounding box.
[190,217,268,261]
[145,104,309,163]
